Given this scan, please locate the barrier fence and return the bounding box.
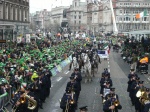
[50,55,72,76]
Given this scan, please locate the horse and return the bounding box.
[82,53,92,83]
[69,57,79,70]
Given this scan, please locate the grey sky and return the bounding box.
[30,0,73,13]
[30,0,87,13]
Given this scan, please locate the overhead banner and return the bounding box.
[26,34,31,43]
[97,50,109,58]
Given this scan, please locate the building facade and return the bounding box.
[0,0,29,40]
[86,0,113,36]
[66,0,87,34]
[50,6,69,33]
[31,9,51,33]
[114,0,150,33]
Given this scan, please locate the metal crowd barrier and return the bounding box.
[0,88,13,112]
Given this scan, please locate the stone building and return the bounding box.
[86,0,113,36]
[66,0,87,34]
[0,0,29,40]
[114,0,150,33]
[32,9,51,32]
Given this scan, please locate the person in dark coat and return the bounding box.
[103,97,122,112]
[71,68,82,92]
[100,74,113,96]
[134,81,145,112]
[25,85,39,112]
[12,90,28,112]
[66,76,80,102]
[30,77,43,109]
[130,77,140,105]
[60,88,77,112]
[143,88,150,112]
[45,70,52,97]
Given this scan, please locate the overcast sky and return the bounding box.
[30,0,88,13]
[30,0,73,13]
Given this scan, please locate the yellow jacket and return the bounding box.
[140,57,148,63]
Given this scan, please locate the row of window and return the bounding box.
[120,10,149,14]
[119,2,150,7]
[116,16,149,22]
[74,20,81,24]
[118,24,149,30]
[74,11,82,14]
[74,15,82,19]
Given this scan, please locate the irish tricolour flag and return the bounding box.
[136,10,147,19]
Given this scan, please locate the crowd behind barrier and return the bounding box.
[0,36,86,112]
[0,54,73,111]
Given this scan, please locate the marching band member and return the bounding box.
[12,87,28,112]
[30,76,43,109]
[60,88,77,112]
[71,68,82,100]
[143,88,150,112]
[104,88,119,101]
[100,74,113,97]
[102,81,112,103]
[134,81,145,112]
[66,76,80,102]
[103,94,122,112]
[130,77,140,106]
[25,85,39,112]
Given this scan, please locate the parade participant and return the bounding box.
[30,76,43,109]
[102,81,112,103]
[143,88,150,112]
[25,85,39,112]
[12,87,28,112]
[128,69,138,79]
[100,74,113,97]
[130,77,140,106]
[79,106,88,112]
[134,80,145,112]
[66,76,80,102]
[38,71,48,103]
[45,70,52,97]
[105,88,119,101]
[60,88,77,112]
[71,68,82,97]
[103,96,122,112]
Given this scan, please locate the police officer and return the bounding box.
[60,88,77,112]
